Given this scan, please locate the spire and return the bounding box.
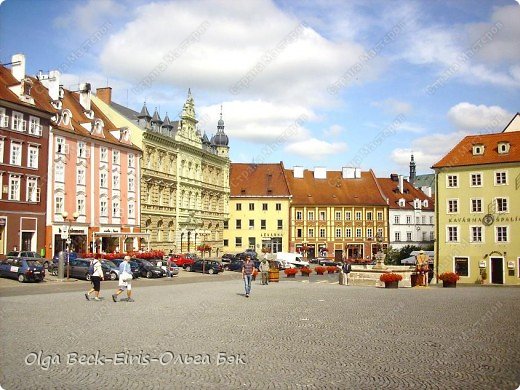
[181,88,197,124]
[137,102,151,120]
[162,112,173,129]
[211,105,229,146]
[217,104,225,131]
[409,152,416,186]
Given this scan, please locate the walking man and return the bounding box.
[85,257,104,301]
[112,256,134,302]
[260,258,270,285]
[242,255,254,297]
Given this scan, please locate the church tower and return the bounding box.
[409,153,416,186]
[211,106,229,158]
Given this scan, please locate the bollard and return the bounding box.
[58,251,65,280]
[339,270,345,285]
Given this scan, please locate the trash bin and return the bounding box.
[268,269,279,282]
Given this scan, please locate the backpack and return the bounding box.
[88,260,95,275]
[343,263,351,274]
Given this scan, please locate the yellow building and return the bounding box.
[432,113,520,285]
[225,163,291,254]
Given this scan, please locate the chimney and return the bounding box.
[398,175,404,193]
[354,168,361,178]
[294,166,304,179]
[342,167,355,179]
[79,83,92,111]
[390,173,398,181]
[314,167,327,179]
[421,186,432,198]
[96,87,112,105]
[39,70,61,101]
[11,54,25,82]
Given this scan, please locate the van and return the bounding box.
[275,252,309,268]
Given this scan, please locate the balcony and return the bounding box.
[28,123,43,136]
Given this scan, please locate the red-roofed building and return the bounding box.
[284,167,389,261]
[432,113,520,285]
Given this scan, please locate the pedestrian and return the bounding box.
[85,257,104,301]
[342,261,352,285]
[260,258,270,285]
[166,256,173,278]
[112,255,134,302]
[242,255,254,297]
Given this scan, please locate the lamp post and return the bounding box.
[61,211,79,279]
[373,232,387,270]
[199,231,209,274]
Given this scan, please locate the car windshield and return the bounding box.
[26,260,43,267]
[103,261,117,268]
[7,251,19,257]
[140,260,153,266]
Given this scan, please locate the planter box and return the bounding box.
[384,281,399,289]
[286,274,296,278]
[442,281,457,288]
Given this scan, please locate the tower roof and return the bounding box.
[137,102,151,119]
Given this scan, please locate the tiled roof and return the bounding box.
[377,177,434,210]
[432,131,520,168]
[414,174,435,191]
[285,169,388,206]
[0,66,55,114]
[230,163,291,197]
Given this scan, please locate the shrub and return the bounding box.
[300,267,312,275]
[326,266,338,274]
[380,273,403,283]
[315,266,327,274]
[438,272,460,283]
[284,268,298,276]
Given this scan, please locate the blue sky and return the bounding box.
[1,0,519,178]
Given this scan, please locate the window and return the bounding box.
[345,211,351,221]
[236,203,242,211]
[113,173,120,190]
[470,173,482,187]
[128,177,135,192]
[366,212,373,221]
[262,203,268,211]
[235,237,242,247]
[471,199,482,213]
[406,215,411,224]
[447,175,458,188]
[470,226,482,243]
[422,216,426,224]
[335,211,341,220]
[11,112,25,132]
[394,215,400,224]
[261,220,266,230]
[100,172,107,188]
[128,153,135,168]
[223,221,228,229]
[75,167,85,185]
[128,203,135,218]
[296,228,302,238]
[77,198,85,215]
[0,108,8,127]
[277,220,283,230]
[472,144,483,155]
[28,116,41,136]
[319,211,326,221]
[112,201,120,217]
[495,171,507,185]
[10,142,22,166]
[55,163,64,182]
[308,228,314,238]
[496,198,508,213]
[355,211,362,220]
[56,137,66,154]
[112,150,120,165]
[78,142,87,158]
[496,226,508,242]
[367,228,373,239]
[0,138,4,163]
[308,211,314,220]
[454,257,469,277]
[447,226,458,242]
[345,228,352,238]
[100,200,108,217]
[335,228,342,238]
[406,232,412,241]
[447,199,458,213]
[55,195,63,213]
[28,146,39,168]
[356,228,362,238]
[296,211,302,220]
[498,142,510,154]
[248,219,254,229]
[319,228,326,238]
[26,177,38,202]
[235,219,242,229]
[416,216,420,224]
[100,147,108,162]
[276,203,281,211]
[430,216,433,224]
[395,232,401,241]
[377,212,383,221]
[430,231,434,240]
[249,203,254,211]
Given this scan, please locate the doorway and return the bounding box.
[490,257,504,284]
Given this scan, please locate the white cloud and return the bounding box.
[323,124,344,137]
[371,98,412,115]
[285,138,347,161]
[53,0,124,34]
[447,103,512,131]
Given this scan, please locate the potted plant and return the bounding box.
[315,266,326,275]
[380,273,402,288]
[438,272,460,288]
[284,268,298,278]
[252,268,258,281]
[326,266,338,274]
[300,267,312,276]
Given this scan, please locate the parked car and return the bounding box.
[185,260,224,274]
[221,253,235,263]
[170,254,195,268]
[133,259,165,278]
[0,258,45,282]
[101,260,120,280]
[236,251,258,260]
[226,259,244,271]
[317,258,341,267]
[68,258,111,281]
[50,252,78,268]
[112,259,141,279]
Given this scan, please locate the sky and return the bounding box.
[1,0,519,178]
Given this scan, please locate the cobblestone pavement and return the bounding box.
[0,277,519,389]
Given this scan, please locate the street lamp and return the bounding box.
[373,232,387,270]
[61,211,79,279]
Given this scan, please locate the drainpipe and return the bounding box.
[434,170,439,284]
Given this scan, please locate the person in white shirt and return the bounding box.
[85,258,104,301]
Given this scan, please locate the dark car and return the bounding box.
[50,252,78,268]
[112,259,141,279]
[185,260,223,274]
[133,259,165,278]
[0,258,45,282]
[68,258,111,281]
[221,253,235,263]
[100,260,120,281]
[226,259,244,271]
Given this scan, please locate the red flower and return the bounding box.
[438,272,460,283]
[380,273,403,283]
[284,268,298,275]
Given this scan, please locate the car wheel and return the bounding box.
[18,274,25,283]
[43,261,49,269]
[86,273,91,281]
[110,272,117,281]
[185,266,192,272]
[208,268,215,275]
[146,271,153,278]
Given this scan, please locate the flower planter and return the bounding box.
[286,274,296,278]
[316,272,324,275]
[442,281,457,288]
[301,273,310,277]
[268,269,279,282]
[384,281,399,289]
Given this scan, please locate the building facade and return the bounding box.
[285,167,389,261]
[432,113,520,285]
[225,162,292,254]
[377,174,434,250]
[0,55,54,257]
[93,89,230,256]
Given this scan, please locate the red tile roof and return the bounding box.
[230,163,291,197]
[377,177,434,210]
[432,131,520,169]
[285,169,388,206]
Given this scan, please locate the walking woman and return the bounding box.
[85,258,104,301]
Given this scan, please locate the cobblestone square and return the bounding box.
[0,278,519,389]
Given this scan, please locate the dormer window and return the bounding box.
[61,109,71,126]
[85,110,94,119]
[398,198,406,207]
[414,199,421,209]
[472,144,484,155]
[498,142,510,154]
[422,200,428,208]
[94,119,104,134]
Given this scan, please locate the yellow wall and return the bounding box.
[436,164,520,285]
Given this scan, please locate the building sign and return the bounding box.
[261,233,283,237]
[448,215,520,223]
